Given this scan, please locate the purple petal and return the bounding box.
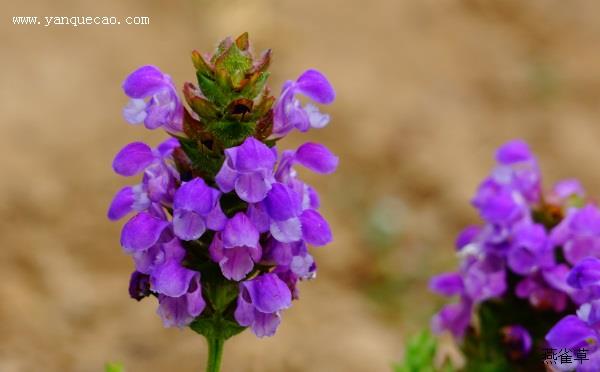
[295,69,335,104]
[247,203,270,233]
[265,183,302,221]
[431,300,472,338]
[270,217,302,243]
[172,210,207,241]
[157,138,180,157]
[251,312,281,338]
[295,142,339,174]
[108,186,135,221]
[219,247,256,281]
[113,142,154,176]
[186,274,206,317]
[157,295,193,328]
[174,178,215,215]
[243,273,292,313]
[151,259,195,297]
[123,65,168,98]
[215,160,237,193]
[206,200,227,231]
[567,257,600,290]
[546,315,597,349]
[235,137,277,172]
[234,292,255,327]
[222,212,259,248]
[235,173,272,203]
[455,225,480,250]
[120,212,169,253]
[300,209,332,246]
[429,273,464,296]
[495,139,533,165]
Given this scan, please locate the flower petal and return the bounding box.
[429,272,464,297]
[235,137,277,172]
[244,273,292,313]
[300,209,332,246]
[151,259,195,297]
[122,65,168,98]
[295,69,335,104]
[113,142,155,176]
[270,217,302,243]
[172,210,207,241]
[219,247,256,281]
[546,315,597,349]
[108,186,135,221]
[264,183,302,221]
[174,178,215,215]
[295,142,338,174]
[222,212,259,248]
[251,312,281,338]
[235,173,271,203]
[120,212,169,253]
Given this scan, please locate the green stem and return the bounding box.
[205,336,225,372]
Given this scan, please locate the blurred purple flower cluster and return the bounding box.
[430,139,600,357]
[108,56,338,338]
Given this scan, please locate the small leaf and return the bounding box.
[240,72,269,100]
[191,50,213,77]
[206,120,256,148]
[183,82,219,119]
[235,32,249,51]
[197,73,229,107]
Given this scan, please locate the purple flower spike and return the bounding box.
[234,273,292,337]
[215,137,277,203]
[273,69,335,136]
[120,212,169,253]
[122,65,183,132]
[172,178,226,241]
[209,213,262,281]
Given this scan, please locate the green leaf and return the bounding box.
[197,73,229,107]
[190,313,246,341]
[206,120,256,148]
[393,330,444,372]
[239,72,270,100]
[215,43,252,88]
[105,362,125,372]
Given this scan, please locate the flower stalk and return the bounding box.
[205,336,225,372]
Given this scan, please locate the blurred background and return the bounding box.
[3,0,600,371]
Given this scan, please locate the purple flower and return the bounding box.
[108,138,180,221]
[157,273,206,328]
[567,257,600,292]
[172,178,226,241]
[234,273,292,337]
[500,325,532,359]
[273,69,335,137]
[472,179,526,225]
[548,179,585,205]
[493,139,541,203]
[507,222,553,275]
[215,137,277,203]
[209,212,262,281]
[264,182,332,245]
[122,65,183,132]
[551,205,600,265]
[431,298,473,338]
[120,211,170,254]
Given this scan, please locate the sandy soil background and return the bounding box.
[3,0,600,371]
